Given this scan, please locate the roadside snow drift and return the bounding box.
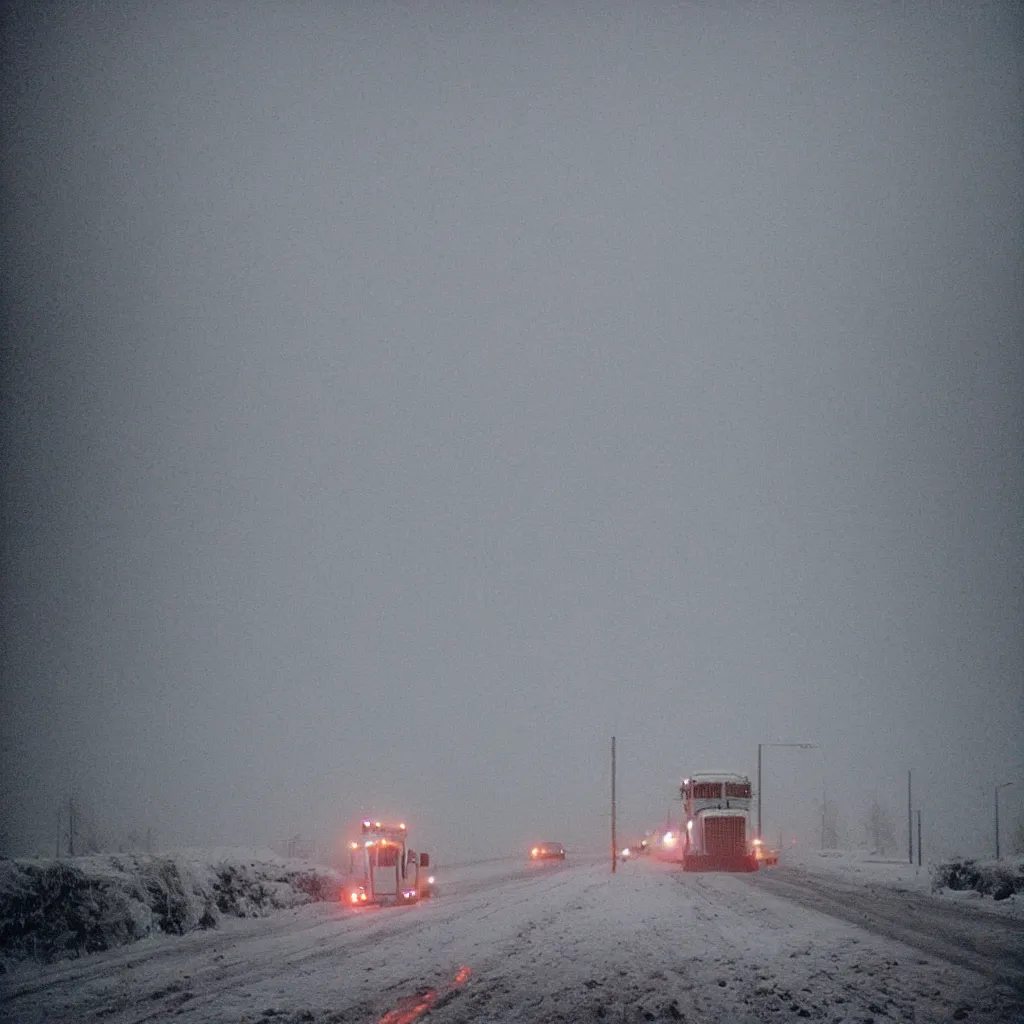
[0,851,343,966]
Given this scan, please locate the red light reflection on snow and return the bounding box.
[378,966,472,1024]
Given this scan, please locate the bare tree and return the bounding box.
[820,799,841,850]
[61,791,108,856]
[1012,821,1024,856]
[864,797,898,855]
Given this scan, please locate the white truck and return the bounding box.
[680,773,759,872]
[343,820,434,906]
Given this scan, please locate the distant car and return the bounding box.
[530,842,566,861]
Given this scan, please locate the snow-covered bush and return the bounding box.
[0,852,343,966]
[0,860,152,961]
[212,862,278,917]
[136,857,208,934]
[211,860,342,917]
[930,856,1024,900]
[291,869,342,902]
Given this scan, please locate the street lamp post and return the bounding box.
[757,742,818,840]
[995,782,1013,860]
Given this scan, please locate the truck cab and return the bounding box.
[680,774,759,872]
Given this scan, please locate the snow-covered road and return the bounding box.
[748,866,1024,991]
[2,855,1021,1023]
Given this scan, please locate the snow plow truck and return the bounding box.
[680,773,759,872]
[343,820,434,906]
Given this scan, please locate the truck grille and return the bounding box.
[704,816,746,857]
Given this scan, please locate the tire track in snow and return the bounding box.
[745,867,1024,994]
[661,862,1023,1023]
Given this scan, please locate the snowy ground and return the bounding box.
[785,847,1024,915]
[2,849,1022,1023]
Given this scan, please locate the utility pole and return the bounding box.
[611,736,617,874]
[757,744,762,839]
[820,784,826,852]
[916,810,922,867]
[995,787,999,860]
[69,795,76,858]
[995,782,1013,859]
[907,771,913,865]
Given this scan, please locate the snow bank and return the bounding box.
[787,847,932,890]
[785,848,1024,913]
[0,851,344,967]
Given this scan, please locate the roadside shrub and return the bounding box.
[931,859,984,893]
[213,863,277,917]
[1,853,344,965]
[138,859,204,935]
[291,870,339,902]
[931,857,1024,899]
[0,862,151,961]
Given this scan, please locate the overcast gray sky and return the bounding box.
[3,1,1022,863]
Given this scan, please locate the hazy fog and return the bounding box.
[2,1,1021,864]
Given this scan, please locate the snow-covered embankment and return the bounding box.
[0,850,343,968]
